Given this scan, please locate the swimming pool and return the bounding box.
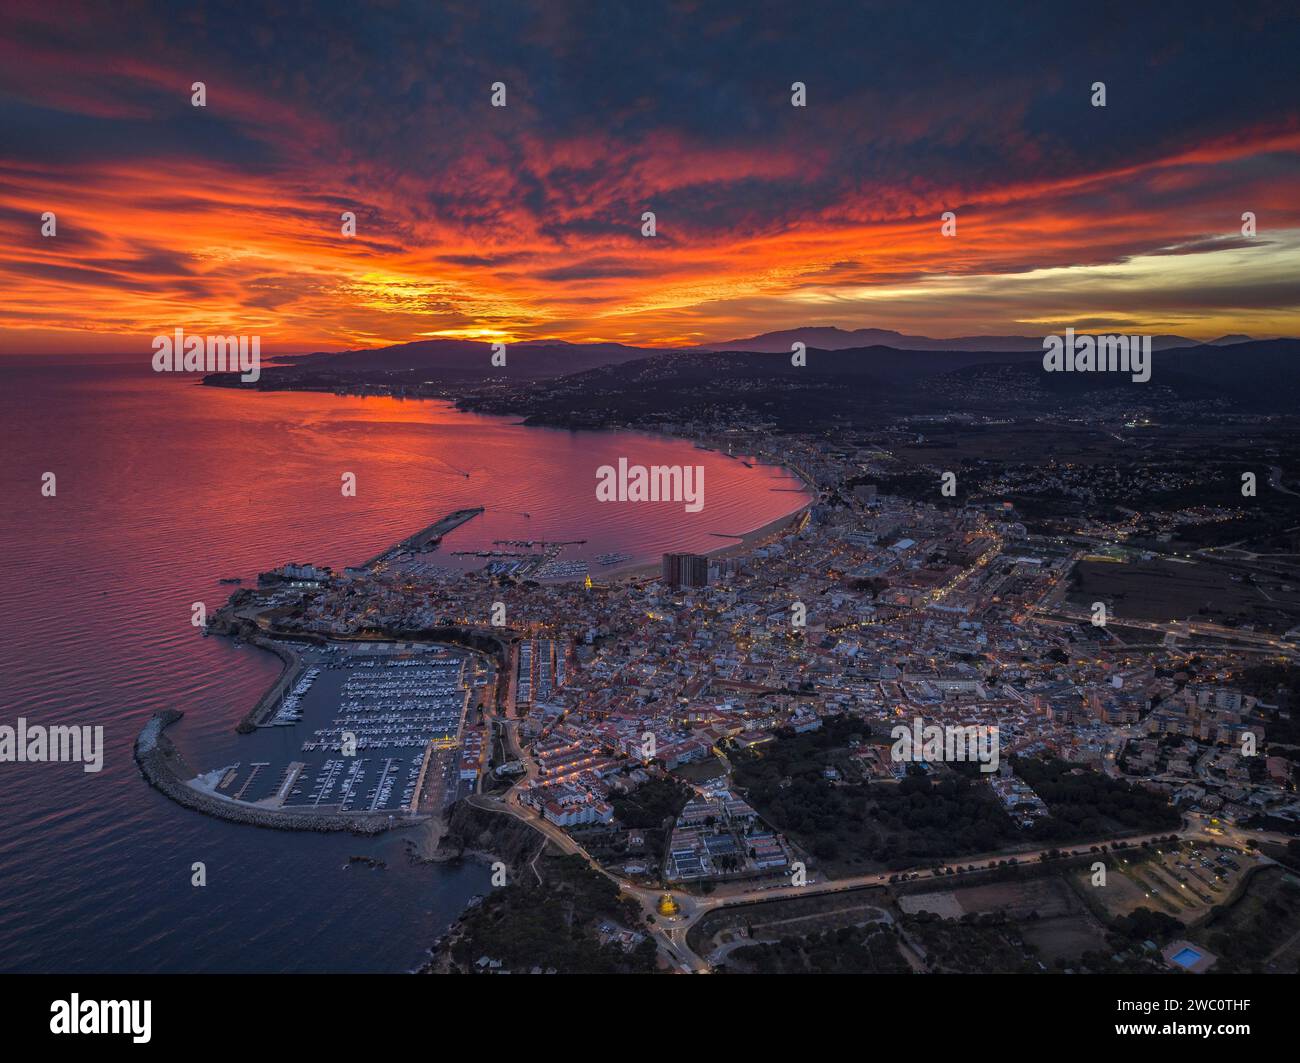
[1171,947,1202,968]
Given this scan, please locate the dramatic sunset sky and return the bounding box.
[1,1,1298,354]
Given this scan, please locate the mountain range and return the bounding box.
[698,327,1259,354]
[279,338,654,376]
[278,327,1265,378]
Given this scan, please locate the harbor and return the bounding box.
[136,455,809,834]
[449,537,594,581]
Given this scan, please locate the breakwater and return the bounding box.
[361,506,485,568]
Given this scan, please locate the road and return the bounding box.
[468,768,1290,973]
[1032,605,1299,657]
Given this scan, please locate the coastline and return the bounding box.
[605,500,810,581]
[599,438,816,581]
[131,387,818,962]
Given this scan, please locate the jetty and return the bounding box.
[363,506,484,568]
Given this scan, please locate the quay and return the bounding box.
[362,506,484,568]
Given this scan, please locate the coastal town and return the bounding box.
[156,411,1300,975]
[11,0,1300,1034]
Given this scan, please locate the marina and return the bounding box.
[449,538,596,582]
[493,538,586,548]
[533,558,589,580]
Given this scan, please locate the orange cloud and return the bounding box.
[1,5,1298,352]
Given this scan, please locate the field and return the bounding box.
[686,887,896,963]
[898,875,1108,966]
[890,422,1118,466]
[687,849,1296,972]
[1069,558,1300,634]
[670,755,730,785]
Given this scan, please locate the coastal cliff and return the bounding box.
[436,800,546,869]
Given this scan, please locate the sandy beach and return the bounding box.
[600,447,815,582]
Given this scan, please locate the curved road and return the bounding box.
[468,775,1287,973]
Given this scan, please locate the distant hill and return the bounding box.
[461,336,1300,430]
[701,326,1233,354]
[268,329,1268,379]
[934,337,1300,410]
[1150,337,1300,405]
[280,338,664,377]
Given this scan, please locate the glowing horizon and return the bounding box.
[2,3,1299,356]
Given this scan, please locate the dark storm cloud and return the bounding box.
[7,0,1299,220]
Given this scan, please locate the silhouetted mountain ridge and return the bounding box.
[280,337,659,376]
[700,326,1258,354]
[240,331,1291,401]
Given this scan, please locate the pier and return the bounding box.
[493,538,586,548]
[362,506,484,568]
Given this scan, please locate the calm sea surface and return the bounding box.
[0,359,808,972]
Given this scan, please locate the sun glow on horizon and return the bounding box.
[1,6,1298,353]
